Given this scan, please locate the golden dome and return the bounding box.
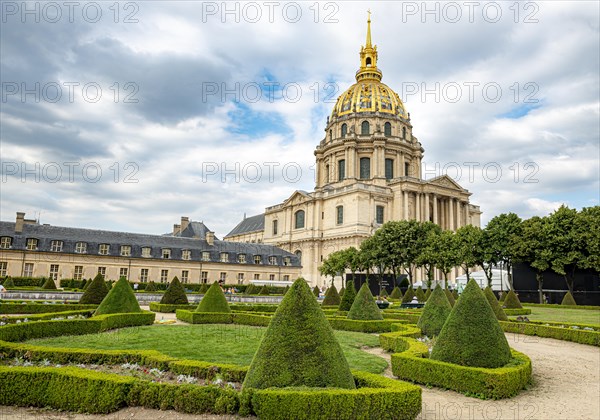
[331,12,408,120]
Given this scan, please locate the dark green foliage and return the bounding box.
[431,279,511,368]
[380,288,389,297]
[83,279,92,290]
[503,289,523,309]
[424,289,431,301]
[389,286,402,299]
[0,303,97,315]
[445,288,456,306]
[399,278,409,287]
[322,285,341,306]
[484,286,508,321]
[561,291,577,306]
[243,278,355,390]
[42,278,57,290]
[452,290,459,300]
[94,278,142,315]
[283,285,290,295]
[415,287,426,302]
[199,283,209,294]
[313,285,320,297]
[258,285,270,295]
[79,273,109,305]
[347,283,383,321]
[79,279,87,290]
[339,281,357,311]
[145,281,157,292]
[160,277,189,305]
[401,286,415,303]
[196,282,231,313]
[417,284,452,337]
[3,278,15,288]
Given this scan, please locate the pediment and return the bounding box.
[427,175,466,191]
[282,190,313,207]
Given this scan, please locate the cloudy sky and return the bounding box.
[1,1,598,238]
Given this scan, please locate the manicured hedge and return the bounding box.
[149,302,196,313]
[382,312,421,324]
[177,310,232,324]
[229,303,279,312]
[326,317,392,333]
[523,303,600,310]
[246,370,421,420]
[389,337,531,399]
[0,366,135,413]
[504,308,532,316]
[0,303,98,314]
[1,309,93,324]
[500,321,600,346]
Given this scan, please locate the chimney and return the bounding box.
[206,231,215,246]
[173,224,181,235]
[15,212,25,234]
[181,216,190,232]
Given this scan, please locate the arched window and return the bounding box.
[295,210,305,229]
[384,122,392,137]
[295,250,302,265]
[336,206,344,225]
[402,126,406,139]
[338,159,345,181]
[385,158,394,180]
[329,129,333,141]
[360,157,371,179]
[361,121,370,135]
[325,164,330,183]
[366,57,372,66]
[341,123,347,138]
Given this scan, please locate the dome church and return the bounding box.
[225,14,481,287]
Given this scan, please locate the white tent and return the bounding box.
[455,269,510,292]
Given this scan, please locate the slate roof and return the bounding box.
[0,220,300,267]
[225,214,265,238]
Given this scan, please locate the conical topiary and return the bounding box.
[339,287,345,297]
[313,285,320,297]
[199,283,209,294]
[283,285,290,295]
[561,291,577,306]
[401,286,415,303]
[380,288,389,297]
[503,289,523,309]
[79,279,87,290]
[417,284,452,337]
[243,278,355,390]
[79,273,109,304]
[445,288,456,306]
[484,286,508,321]
[424,288,431,301]
[339,280,357,311]
[390,286,402,300]
[259,284,270,295]
[83,279,91,290]
[416,287,426,302]
[3,278,15,288]
[431,279,511,368]
[106,280,113,290]
[145,281,157,292]
[347,283,383,320]
[322,285,341,306]
[94,277,142,315]
[42,278,57,290]
[160,277,189,305]
[196,281,230,313]
[452,289,459,300]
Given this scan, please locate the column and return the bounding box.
[425,193,430,222]
[449,198,455,230]
[315,158,322,188]
[432,195,438,224]
[403,191,409,219]
[456,199,462,228]
[400,152,405,176]
[415,193,420,221]
[378,146,385,178]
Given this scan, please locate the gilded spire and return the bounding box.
[356,11,382,82]
[366,9,372,48]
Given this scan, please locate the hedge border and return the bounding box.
[503,308,532,316]
[523,303,600,310]
[149,302,196,313]
[385,335,531,399]
[0,303,98,314]
[326,317,393,333]
[499,320,600,346]
[1,309,93,324]
[245,370,421,420]
[176,310,272,327]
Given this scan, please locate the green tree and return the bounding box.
[486,213,522,289]
[547,206,582,294]
[359,236,389,295]
[415,222,442,288]
[432,230,460,282]
[318,250,347,287]
[454,225,483,282]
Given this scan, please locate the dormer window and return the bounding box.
[50,240,63,252]
[202,251,211,261]
[268,256,277,265]
[0,236,13,249]
[254,255,262,264]
[162,248,171,259]
[26,238,38,250]
[99,244,110,255]
[182,249,191,260]
[120,245,131,257]
[238,254,246,264]
[141,247,151,258]
[220,252,229,263]
[75,242,87,253]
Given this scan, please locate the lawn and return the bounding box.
[517,306,600,325]
[28,324,388,374]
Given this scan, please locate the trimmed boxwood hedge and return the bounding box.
[390,336,531,399]
[503,289,523,309]
[95,278,142,315]
[500,321,600,346]
[196,282,231,313]
[176,310,272,327]
[2,309,93,324]
[347,283,383,320]
[416,284,452,337]
[0,303,98,314]
[523,303,599,310]
[504,308,532,316]
[322,284,341,306]
[160,277,189,305]
[247,370,421,420]
[79,273,109,305]
[326,317,392,333]
[149,302,196,313]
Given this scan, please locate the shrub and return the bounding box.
[283,285,290,295]
[195,282,230,313]
[0,303,97,315]
[3,278,15,288]
[149,302,195,313]
[431,279,511,368]
[160,277,189,305]
[416,284,452,337]
[347,283,383,321]
[380,288,389,297]
[80,279,87,290]
[401,286,415,303]
[389,286,402,299]
[94,278,142,315]
[339,281,357,311]
[258,285,270,295]
[312,285,320,297]
[399,278,409,287]
[145,281,157,292]
[79,273,109,305]
[561,291,577,306]
[503,289,523,309]
[42,278,57,290]
[83,278,91,290]
[322,285,341,306]
[499,321,600,346]
[444,288,456,306]
[484,286,508,321]
[452,289,459,300]
[415,287,426,302]
[424,288,431,301]
[198,283,209,294]
[327,317,392,333]
[243,278,355,390]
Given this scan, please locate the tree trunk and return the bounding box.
[536,272,544,304]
